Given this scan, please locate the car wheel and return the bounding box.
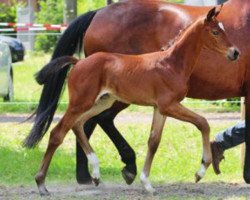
[3,68,13,102]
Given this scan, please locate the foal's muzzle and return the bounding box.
[227,47,240,61]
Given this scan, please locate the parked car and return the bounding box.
[0,36,25,63]
[0,41,13,101]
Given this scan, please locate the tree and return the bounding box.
[64,0,77,24]
[107,0,113,4]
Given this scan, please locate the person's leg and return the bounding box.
[211,120,245,174]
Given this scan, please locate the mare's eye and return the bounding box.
[212,30,219,36]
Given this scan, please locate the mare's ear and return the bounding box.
[206,7,216,22]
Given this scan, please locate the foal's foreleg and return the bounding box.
[163,103,212,182]
[141,107,166,193]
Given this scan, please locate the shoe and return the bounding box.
[210,141,225,174]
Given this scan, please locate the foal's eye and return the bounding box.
[212,30,219,36]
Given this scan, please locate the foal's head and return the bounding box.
[201,6,239,61]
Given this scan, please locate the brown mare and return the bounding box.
[25,0,250,185]
[30,8,238,195]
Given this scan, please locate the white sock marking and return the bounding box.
[197,164,206,178]
[140,172,155,193]
[87,153,100,179]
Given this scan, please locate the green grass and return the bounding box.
[0,120,243,186]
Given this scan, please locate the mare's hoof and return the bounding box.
[92,178,100,186]
[77,177,93,185]
[244,171,250,184]
[122,167,136,185]
[195,173,202,183]
[76,174,93,185]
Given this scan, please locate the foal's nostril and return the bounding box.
[234,50,239,59]
[228,47,240,61]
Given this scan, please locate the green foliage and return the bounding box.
[34,0,63,52]
[0,0,17,23]
[0,0,18,35]
[77,0,109,13]
[77,0,184,13]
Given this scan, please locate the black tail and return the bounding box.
[23,10,97,148]
[35,56,78,85]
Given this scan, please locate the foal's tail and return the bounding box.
[35,56,78,85]
[23,10,97,148]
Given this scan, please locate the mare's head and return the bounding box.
[201,6,239,61]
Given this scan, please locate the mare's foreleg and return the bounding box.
[160,102,212,183]
[140,107,166,193]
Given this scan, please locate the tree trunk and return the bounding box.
[64,0,77,24]
[107,0,113,5]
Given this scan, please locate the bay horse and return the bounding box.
[29,8,238,195]
[25,0,250,185]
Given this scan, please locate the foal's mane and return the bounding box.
[161,18,202,51]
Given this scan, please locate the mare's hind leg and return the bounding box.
[140,107,166,193]
[35,109,83,196]
[160,102,212,183]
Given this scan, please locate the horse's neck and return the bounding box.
[165,21,203,77]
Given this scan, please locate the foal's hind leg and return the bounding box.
[73,94,117,186]
[140,107,166,193]
[73,123,101,186]
[35,109,83,196]
[160,102,212,183]
[77,101,136,185]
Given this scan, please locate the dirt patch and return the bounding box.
[1,182,249,200]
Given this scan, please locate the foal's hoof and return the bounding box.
[122,167,136,185]
[92,178,100,186]
[195,173,202,183]
[146,187,157,195]
[40,190,50,196]
[37,185,50,196]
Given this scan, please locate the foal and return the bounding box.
[29,7,239,195]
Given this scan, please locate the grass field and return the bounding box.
[0,118,243,186]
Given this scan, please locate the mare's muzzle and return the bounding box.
[227,47,240,61]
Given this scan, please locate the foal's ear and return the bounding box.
[206,7,216,22]
[215,4,223,17]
